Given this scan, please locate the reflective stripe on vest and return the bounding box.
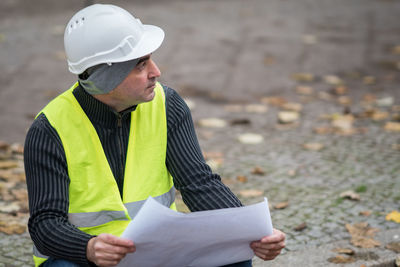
[33,82,175,266]
[69,187,175,228]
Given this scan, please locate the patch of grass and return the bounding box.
[355,185,367,193]
[334,197,344,206]
[394,195,400,202]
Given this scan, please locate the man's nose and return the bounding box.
[148,59,161,78]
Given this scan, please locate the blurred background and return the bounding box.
[0,0,399,266]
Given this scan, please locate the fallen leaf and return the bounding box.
[392,144,400,151]
[332,248,355,255]
[327,255,356,263]
[0,202,20,213]
[296,86,314,95]
[281,102,303,112]
[287,169,297,177]
[224,105,243,113]
[10,143,23,154]
[386,211,400,223]
[261,96,287,106]
[251,166,265,175]
[384,122,400,132]
[274,201,289,209]
[0,141,10,150]
[392,45,400,55]
[340,190,360,201]
[372,111,389,121]
[318,91,333,101]
[332,86,348,95]
[324,75,343,85]
[294,222,307,231]
[363,94,376,103]
[363,76,376,85]
[237,133,264,144]
[345,222,381,248]
[230,118,251,126]
[313,126,333,135]
[332,114,355,132]
[386,242,400,253]
[337,96,352,106]
[0,221,26,235]
[0,161,18,169]
[350,235,381,248]
[236,175,248,183]
[245,104,268,113]
[303,143,324,151]
[278,111,299,124]
[291,73,314,82]
[359,210,372,217]
[239,189,263,198]
[198,118,227,128]
[376,97,394,107]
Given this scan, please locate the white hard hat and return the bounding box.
[64,4,164,74]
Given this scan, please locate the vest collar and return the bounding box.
[73,83,137,127]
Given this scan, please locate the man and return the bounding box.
[24,4,285,267]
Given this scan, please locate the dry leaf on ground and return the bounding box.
[327,255,356,264]
[278,111,299,124]
[245,104,268,113]
[386,242,400,253]
[281,102,303,112]
[224,104,244,113]
[340,190,360,201]
[0,161,18,169]
[294,222,307,231]
[198,118,227,128]
[384,122,400,132]
[332,86,348,95]
[239,189,263,198]
[260,96,287,106]
[251,166,265,175]
[376,97,394,107]
[303,143,324,151]
[296,86,314,95]
[313,126,333,135]
[0,220,26,235]
[230,118,251,126]
[359,210,372,217]
[274,201,289,210]
[324,75,343,86]
[345,222,381,248]
[386,211,400,223]
[237,133,264,144]
[332,247,355,255]
[291,73,314,82]
[236,175,248,183]
[363,76,376,85]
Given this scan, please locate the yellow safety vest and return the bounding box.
[33,82,176,266]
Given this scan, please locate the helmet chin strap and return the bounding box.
[79,58,139,95]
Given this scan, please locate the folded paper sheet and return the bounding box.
[117,197,273,267]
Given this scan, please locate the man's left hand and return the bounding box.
[250,228,286,261]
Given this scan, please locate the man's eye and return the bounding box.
[137,61,146,70]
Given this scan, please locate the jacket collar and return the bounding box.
[72,83,137,127]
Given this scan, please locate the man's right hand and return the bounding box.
[86,233,136,267]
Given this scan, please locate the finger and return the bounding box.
[95,242,135,255]
[98,234,135,248]
[261,229,286,243]
[254,250,277,261]
[253,247,283,257]
[252,240,285,250]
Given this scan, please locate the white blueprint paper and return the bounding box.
[117,197,273,267]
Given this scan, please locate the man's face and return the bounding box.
[106,54,161,111]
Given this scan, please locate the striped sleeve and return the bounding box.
[164,86,242,211]
[24,113,93,266]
